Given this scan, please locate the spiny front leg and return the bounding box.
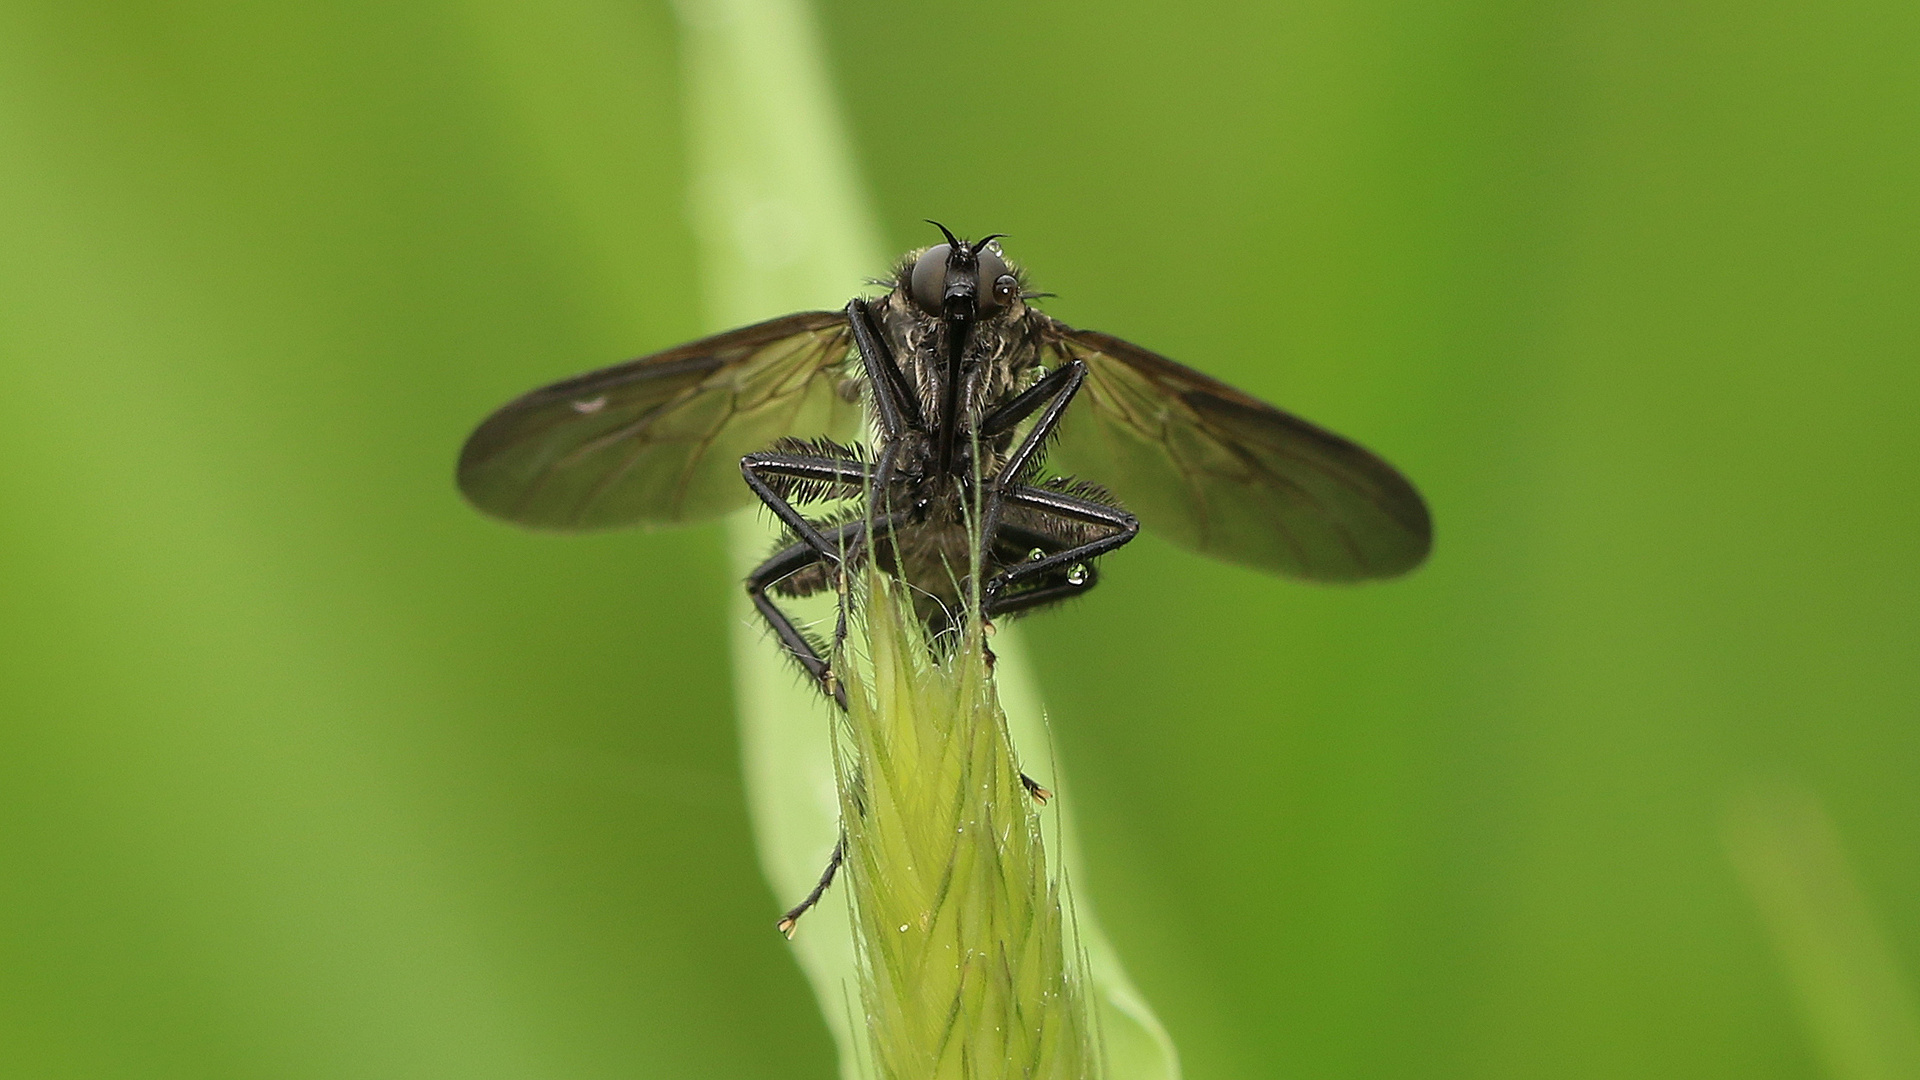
[740,449,871,562]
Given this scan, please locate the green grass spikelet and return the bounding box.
[834,570,1097,1079]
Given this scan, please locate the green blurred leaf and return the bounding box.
[0,0,1913,1076]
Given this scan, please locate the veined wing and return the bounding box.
[458,311,857,530]
[1040,318,1431,581]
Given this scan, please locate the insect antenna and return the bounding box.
[925,219,962,248]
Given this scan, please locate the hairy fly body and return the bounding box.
[737,228,1143,684]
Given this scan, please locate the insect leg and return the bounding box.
[740,451,872,561]
[746,519,868,710]
[984,563,1103,617]
[848,298,924,434]
[981,483,1139,606]
[979,357,1085,443]
[977,359,1087,544]
[745,510,913,708]
[775,832,845,937]
[982,520,1109,617]
[756,507,900,938]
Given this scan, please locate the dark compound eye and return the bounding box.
[909,244,951,314]
[908,240,1016,314]
[975,246,1010,309]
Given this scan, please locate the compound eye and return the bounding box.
[975,246,1010,309]
[991,273,1020,305]
[909,244,951,313]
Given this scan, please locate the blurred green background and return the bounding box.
[2,0,1915,1077]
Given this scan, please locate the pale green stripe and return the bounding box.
[1726,782,1920,1080]
[671,0,1177,1075]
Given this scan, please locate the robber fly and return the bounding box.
[457,223,1432,929]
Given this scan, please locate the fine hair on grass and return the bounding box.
[829,537,1101,1078]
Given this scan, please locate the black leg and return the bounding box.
[984,562,1102,618]
[745,511,914,709]
[839,299,916,517]
[979,357,1084,441]
[977,359,1087,546]
[740,451,872,561]
[981,483,1138,607]
[982,521,1105,616]
[848,298,923,435]
[776,834,845,937]
[747,530,854,709]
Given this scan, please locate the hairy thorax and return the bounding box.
[871,289,1044,438]
[770,258,1084,635]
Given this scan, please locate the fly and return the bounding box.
[457,223,1433,928]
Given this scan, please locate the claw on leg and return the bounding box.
[776,835,846,938]
[1020,772,1053,805]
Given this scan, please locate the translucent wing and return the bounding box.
[1040,319,1431,581]
[458,311,857,530]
